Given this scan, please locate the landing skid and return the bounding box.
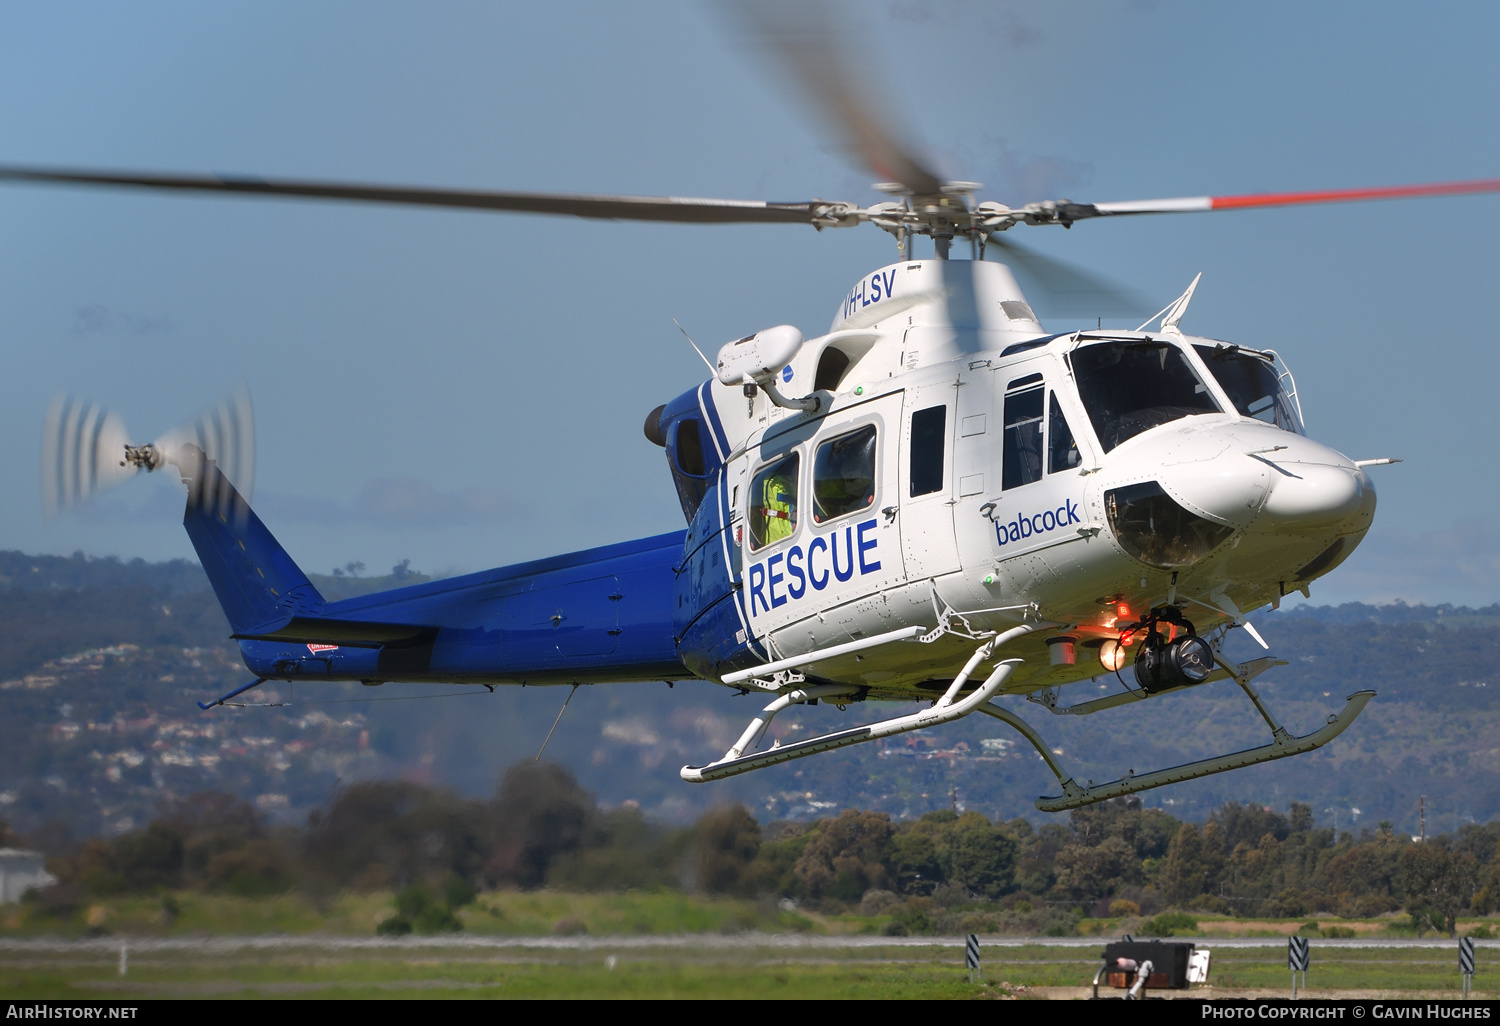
[983,690,1374,812]
[682,635,1376,811]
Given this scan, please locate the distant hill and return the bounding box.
[1281,599,1500,628]
[1,549,1496,840]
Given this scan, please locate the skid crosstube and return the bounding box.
[683,626,1048,783]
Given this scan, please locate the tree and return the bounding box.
[303,780,484,892]
[888,829,943,895]
[935,812,1018,899]
[1013,821,1069,896]
[1401,843,1478,936]
[155,791,287,894]
[483,762,596,889]
[1471,838,1500,915]
[1158,822,1227,907]
[1322,835,1402,918]
[693,804,762,896]
[1054,836,1136,902]
[793,809,893,901]
[1213,803,1291,851]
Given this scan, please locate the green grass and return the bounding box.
[4,894,1498,999]
[1,940,1491,1000]
[1,962,1016,1000]
[1204,948,1482,994]
[0,942,1041,1000]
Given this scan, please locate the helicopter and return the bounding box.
[19,11,1500,813]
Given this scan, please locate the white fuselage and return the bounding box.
[703,259,1374,699]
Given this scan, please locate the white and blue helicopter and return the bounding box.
[20,30,1500,813]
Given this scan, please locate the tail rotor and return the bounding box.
[42,385,255,518]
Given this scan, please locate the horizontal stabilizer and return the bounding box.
[233,615,436,648]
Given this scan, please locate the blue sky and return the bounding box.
[3,1,1499,607]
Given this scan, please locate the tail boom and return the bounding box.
[178,446,689,686]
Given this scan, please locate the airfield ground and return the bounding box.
[0,937,1492,1000]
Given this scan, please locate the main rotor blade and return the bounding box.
[726,1,945,198]
[0,166,833,225]
[1052,176,1500,221]
[986,236,1150,319]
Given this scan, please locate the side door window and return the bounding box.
[908,405,946,497]
[813,425,877,523]
[748,452,799,551]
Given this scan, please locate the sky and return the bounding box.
[2,1,1499,607]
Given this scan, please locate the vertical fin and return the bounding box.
[176,444,324,634]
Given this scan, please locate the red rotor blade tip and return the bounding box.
[1210,177,1500,211]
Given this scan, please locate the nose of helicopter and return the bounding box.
[1259,460,1371,528]
[1144,421,1374,534]
[1147,426,1274,529]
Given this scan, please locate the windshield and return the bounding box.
[1068,340,1222,452]
[1194,344,1303,433]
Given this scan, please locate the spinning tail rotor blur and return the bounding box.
[42,385,256,521]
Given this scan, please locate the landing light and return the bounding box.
[1098,639,1128,672]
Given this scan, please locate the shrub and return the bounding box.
[858,889,900,916]
[1142,910,1198,936]
[374,882,464,936]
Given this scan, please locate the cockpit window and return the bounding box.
[1068,340,1222,452]
[813,425,876,523]
[748,452,799,550]
[1194,344,1303,434]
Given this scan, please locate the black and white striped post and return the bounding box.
[1288,936,1310,998]
[965,933,981,984]
[1460,936,1476,999]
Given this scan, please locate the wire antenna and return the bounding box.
[536,683,582,761]
[674,318,717,375]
